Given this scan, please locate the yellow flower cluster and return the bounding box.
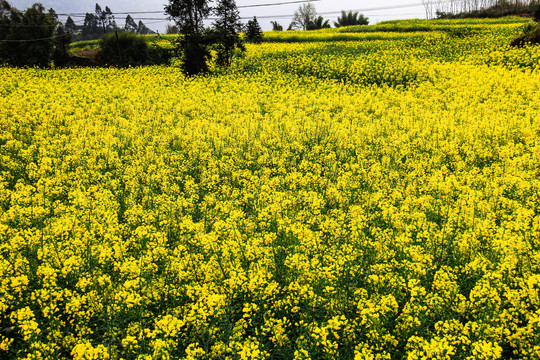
[1,18,540,359]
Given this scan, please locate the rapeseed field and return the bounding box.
[1,18,540,359]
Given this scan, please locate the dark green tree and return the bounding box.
[103,6,116,32]
[270,20,283,31]
[48,8,57,19]
[165,0,212,75]
[82,13,99,39]
[246,16,263,43]
[124,14,137,32]
[137,20,155,35]
[0,1,59,67]
[53,24,70,67]
[334,10,369,27]
[165,0,210,35]
[306,16,330,30]
[65,16,76,34]
[212,0,244,66]
[95,3,104,32]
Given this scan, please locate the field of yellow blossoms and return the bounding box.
[1,18,540,360]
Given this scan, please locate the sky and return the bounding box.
[9,0,430,32]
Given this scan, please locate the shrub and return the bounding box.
[100,31,148,66]
[510,22,540,47]
[147,41,175,65]
[334,11,369,27]
[246,17,263,43]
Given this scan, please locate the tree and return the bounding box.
[291,3,316,30]
[137,20,154,35]
[0,1,62,67]
[48,8,58,19]
[534,3,540,22]
[306,16,330,30]
[246,16,263,43]
[82,13,99,39]
[103,6,116,32]
[334,11,369,27]
[165,0,210,35]
[53,23,70,66]
[65,16,76,34]
[270,20,283,31]
[165,0,212,75]
[94,4,116,33]
[95,3,104,32]
[124,14,137,32]
[212,0,245,66]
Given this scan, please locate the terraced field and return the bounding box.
[1,17,540,359]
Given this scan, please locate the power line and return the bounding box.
[0,34,66,42]
[54,0,321,17]
[58,1,432,22]
[238,0,319,8]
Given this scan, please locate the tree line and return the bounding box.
[1,0,369,73]
[278,5,369,31]
[65,3,155,41]
[165,0,369,75]
[423,0,540,19]
[0,1,159,67]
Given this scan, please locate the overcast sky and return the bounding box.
[9,0,429,32]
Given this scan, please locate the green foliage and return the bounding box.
[124,14,138,32]
[510,22,540,47]
[436,2,540,19]
[52,24,71,67]
[291,3,317,30]
[212,0,245,67]
[147,40,175,65]
[307,16,330,30]
[0,1,62,67]
[334,11,369,27]
[165,0,211,36]
[246,16,263,43]
[271,20,283,31]
[178,34,212,75]
[534,4,540,22]
[166,0,213,75]
[99,32,148,66]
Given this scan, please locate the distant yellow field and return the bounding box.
[1,18,540,359]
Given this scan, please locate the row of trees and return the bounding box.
[282,5,369,31]
[423,0,540,19]
[268,6,369,31]
[66,3,155,41]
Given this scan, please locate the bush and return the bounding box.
[147,42,175,65]
[100,32,148,66]
[0,1,60,67]
[334,11,369,27]
[510,22,540,47]
[246,17,263,43]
